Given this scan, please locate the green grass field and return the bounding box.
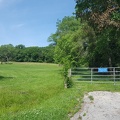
[0,62,120,120]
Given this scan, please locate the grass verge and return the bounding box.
[0,62,120,120]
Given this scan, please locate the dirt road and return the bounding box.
[71,91,120,120]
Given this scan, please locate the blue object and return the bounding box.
[98,68,108,73]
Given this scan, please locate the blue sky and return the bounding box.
[0,0,76,47]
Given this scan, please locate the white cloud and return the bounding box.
[11,23,24,30]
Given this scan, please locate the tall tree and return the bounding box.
[49,16,87,67]
[75,0,120,67]
[0,44,15,63]
[75,0,120,31]
[49,16,95,88]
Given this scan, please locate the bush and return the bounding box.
[64,77,73,88]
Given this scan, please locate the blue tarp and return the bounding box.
[98,68,108,73]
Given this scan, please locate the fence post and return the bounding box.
[91,68,93,84]
[68,69,71,78]
[64,69,71,89]
[113,68,115,85]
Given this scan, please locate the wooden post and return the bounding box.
[113,68,115,85]
[68,69,71,78]
[64,69,72,88]
[91,68,93,84]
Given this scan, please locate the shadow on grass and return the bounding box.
[0,76,14,81]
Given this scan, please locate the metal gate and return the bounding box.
[69,67,120,85]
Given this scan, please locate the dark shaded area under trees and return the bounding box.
[75,0,120,67]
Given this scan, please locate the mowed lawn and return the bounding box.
[0,62,120,120]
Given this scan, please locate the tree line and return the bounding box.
[0,44,54,63]
[48,0,120,87]
[49,0,120,68]
[75,0,120,67]
[1,0,119,68]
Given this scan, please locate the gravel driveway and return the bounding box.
[71,91,120,120]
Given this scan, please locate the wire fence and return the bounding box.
[69,67,120,85]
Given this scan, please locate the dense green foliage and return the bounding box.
[75,0,120,67]
[48,16,96,87]
[75,0,120,30]
[49,16,95,67]
[0,63,120,120]
[48,1,120,87]
[0,44,54,63]
[49,1,120,70]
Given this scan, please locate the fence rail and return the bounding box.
[69,67,120,85]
